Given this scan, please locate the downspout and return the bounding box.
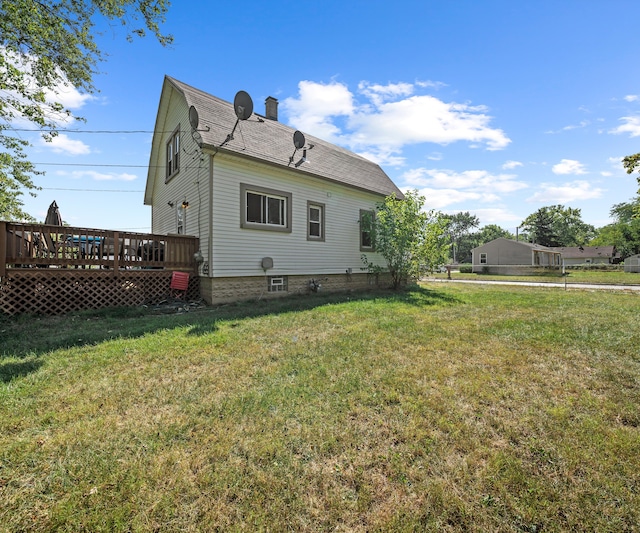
[208,147,220,276]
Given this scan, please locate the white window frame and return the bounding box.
[307,201,325,241]
[480,253,488,264]
[165,126,180,182]
[268,276,288,292]
[176,204,186,234]
[360,209,374,251]
[240,183,292,233]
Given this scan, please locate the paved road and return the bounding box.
[424,278,640,292]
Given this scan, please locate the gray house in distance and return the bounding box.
[471,238,562,274]
[624,254,640,273]
[551,246,617,266]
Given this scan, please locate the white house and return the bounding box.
[144,76,403,304]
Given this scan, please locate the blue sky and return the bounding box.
[18,0,640,233]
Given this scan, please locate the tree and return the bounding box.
[476,224,514,243]
[520,205,595,247]
[361,190,449,289]
[455,224,514,263]
[0,0,172,220]
[443,211,480,263]
[590,197,640,258]
[622,153,640,218]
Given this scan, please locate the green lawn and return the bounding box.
[1,284,639,532]
[430,268,640,285]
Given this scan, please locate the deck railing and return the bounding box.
[1,222,199,276]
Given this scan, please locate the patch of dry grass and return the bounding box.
[1,285,639,531]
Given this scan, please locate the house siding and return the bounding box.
[472,238,560,274]
[624,254,640,273]
[145,77,402,305]
[209,154,386,278]
[149,89,207,258]
[472,239,532,271]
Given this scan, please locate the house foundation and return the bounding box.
[199,272,384,305]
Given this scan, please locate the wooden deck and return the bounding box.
[1,222,200,315]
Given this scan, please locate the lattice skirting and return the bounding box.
[0,269,200,316]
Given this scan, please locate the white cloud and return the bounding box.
[611,116,640,137]
[552,159,587,175]
[502,160,523,170]
[42,134,91,155]
[65,170,138,181]
[607,156,625,171]
[624,95,639,102]
[562,120,590,131]
[282,79,511,164]
[357,81,414,106]
[471,208,522,225]
[281,80,354,143]
[401,167,527,195]
[527,180,603,203]
[416,80,447,90]
[407,187,495,209]
[2,47,93,127]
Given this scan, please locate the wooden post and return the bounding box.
[0,221,6,278]
[113,231,120,272]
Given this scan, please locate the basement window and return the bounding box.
[268,276,288,292]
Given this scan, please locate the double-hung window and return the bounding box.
[360,209,374,251]
[240,183,292,232]
[166,126,180,182]
[480,253,488,264]
[307,202,325,241]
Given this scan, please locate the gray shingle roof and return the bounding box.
[165,76,403,198]
[551,246,616,259]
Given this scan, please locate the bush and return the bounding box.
[459,264,473,273]
[566,264,623,272]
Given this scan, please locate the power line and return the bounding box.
[8,128,157,134]
[34,162,147,168]
[33,162,204,169]
[41,187,143,192]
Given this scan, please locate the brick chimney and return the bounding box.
[265,96,278,121]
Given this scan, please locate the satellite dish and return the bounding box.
[189,105,199,130]
[234,91,253,120]
[293,130,306,149]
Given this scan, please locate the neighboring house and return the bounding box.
[551,246,617,266]
[624,254,640,273]
[144,76,403,304]
[471,238,562,274]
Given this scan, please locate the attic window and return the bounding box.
[166,126,180,182]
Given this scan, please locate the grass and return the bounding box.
[429,268,640,285]
[1,284,639,531]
